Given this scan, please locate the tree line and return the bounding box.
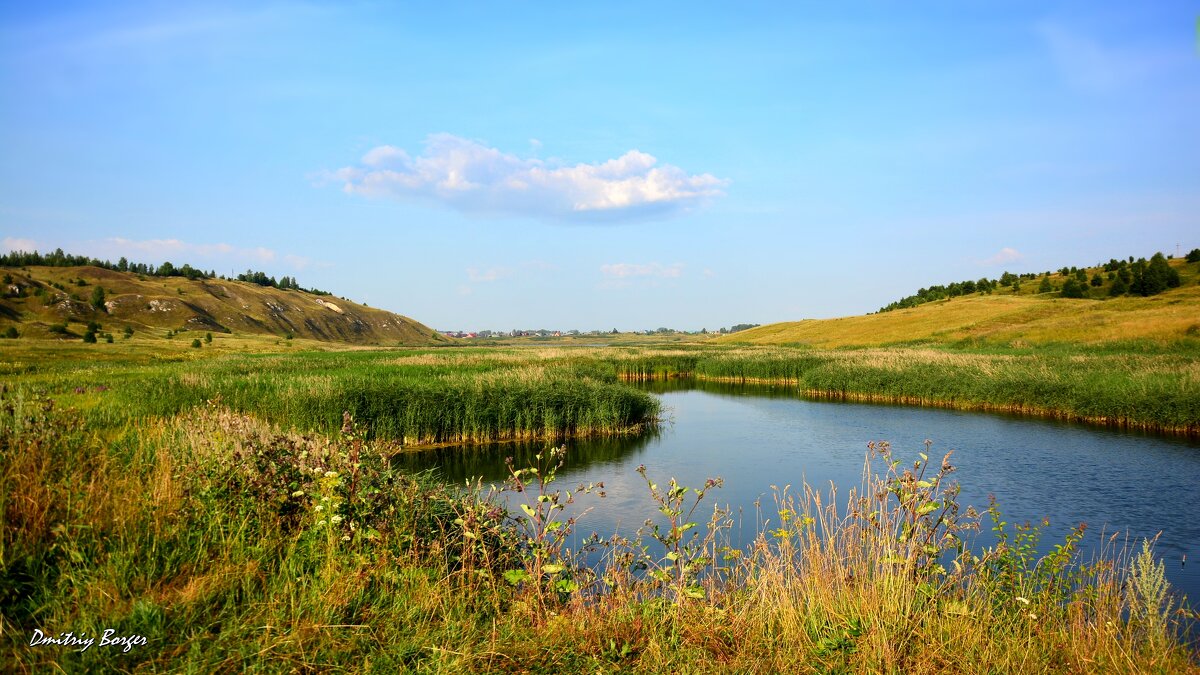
[879,250,1196,313]
[0,248,329,295]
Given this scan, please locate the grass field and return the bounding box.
[726,257,1200,348]
[2,379,1195,672]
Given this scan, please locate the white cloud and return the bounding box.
[2,237,39,253]
[981,247,1023,266]
[330,134,728,221]
[466,266,512,283]
[600,262,684,279]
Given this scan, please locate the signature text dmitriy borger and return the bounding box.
[29,628,148,653]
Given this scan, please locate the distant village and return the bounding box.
[438,324,760,339]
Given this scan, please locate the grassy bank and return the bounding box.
[2,390,1195,672]
[609,344,1200,436]
[1,342,660,447]
[4,338,1197,441]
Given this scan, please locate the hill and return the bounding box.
[0,264,448,345]
[726,257,1200,347]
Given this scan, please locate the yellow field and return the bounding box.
[726,281,1200,348]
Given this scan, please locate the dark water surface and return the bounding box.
[395,379,1200,603]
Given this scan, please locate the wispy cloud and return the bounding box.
[600,262,685,279]
[2,237,39,253]
[980,247,1023,266]
[1036,21,1179,92]
[328,134,728,222]
[105,237,276,263]
[466,266,513,283]
[462,261,556,290]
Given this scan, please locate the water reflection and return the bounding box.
[400,381,1200,604]
[392,426,661,483]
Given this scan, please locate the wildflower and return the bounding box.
[341,535,351,541]
[315,504,324,512]
[324,470,338,479]
[1015,596,1030,605]
[330,515,343,524]
[1029,613,1037,620]
[291,490,304,497]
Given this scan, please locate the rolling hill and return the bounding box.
[0,264,448,345]
[726,257,1200,348]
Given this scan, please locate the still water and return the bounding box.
[395,378,1200,603]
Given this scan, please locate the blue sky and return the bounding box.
[2,2,1197,331]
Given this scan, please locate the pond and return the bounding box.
[395,378,1200,603]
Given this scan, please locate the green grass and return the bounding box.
[1,344,662,447]
[2,389,1195,672]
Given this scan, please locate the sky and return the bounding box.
[2,2,1197,332]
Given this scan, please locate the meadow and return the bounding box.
[3,334,1199,671]
[2,375,1196,672]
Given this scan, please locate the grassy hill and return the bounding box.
[727,257,1200,348]
[0,264,448,345]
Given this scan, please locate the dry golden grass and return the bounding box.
[727,284,1200,347]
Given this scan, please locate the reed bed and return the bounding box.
[615,346,1200,435]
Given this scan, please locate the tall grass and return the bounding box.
[2,392,1194,672]
[616,346,1200,435]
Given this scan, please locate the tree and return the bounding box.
[1109,276,1128,296]
[123,326,134,339]
[1090,273,1103,287]
[191,338,202,348]
[2,326,17,339]
[90,285,107,311]
[204,332,213,343]
[1131,253,1179,296]
[1061,279,1086,298]
[1037,276,1054,294]
[83,328,97,343]
[1187,248,1200,263]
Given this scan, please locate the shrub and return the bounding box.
[82,330,97,344]
[204,332,213,344]
[1060,279,1086,298]
[48,323,68,335]
[191,338,202,349]
[2,326,17,339]
[122,326,133,339]
[90,286,106,311]
[1186,248,1200,263]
